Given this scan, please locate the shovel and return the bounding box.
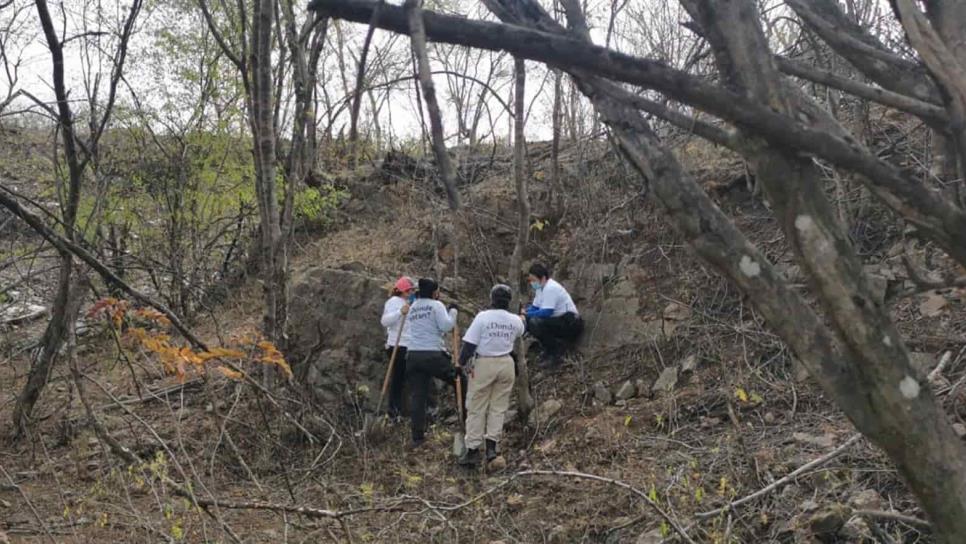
[451,323,467,457]
[365,310,408,438]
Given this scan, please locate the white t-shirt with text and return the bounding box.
[406,298,457,351]
[463,309,525,357]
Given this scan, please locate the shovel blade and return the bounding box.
[452,431,466,457]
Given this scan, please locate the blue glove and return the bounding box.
[526,305,553,318]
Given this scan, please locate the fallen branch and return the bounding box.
[190,498,408,519]
[696,434,862,518]
[855,509,931,531]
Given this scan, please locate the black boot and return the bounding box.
[458,448,481,467]
[485,439,498,462]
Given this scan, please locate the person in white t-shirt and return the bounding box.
[404,278,466,448]
[379,276,415,419]
[457,284,525,467]
[522,263,583,369]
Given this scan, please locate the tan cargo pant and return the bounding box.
[464,355,515,450]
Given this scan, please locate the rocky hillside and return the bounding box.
[2,140,964,543]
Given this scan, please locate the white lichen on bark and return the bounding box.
[794,214,815,232]
[900,375,921,399]
[739,255,761,277]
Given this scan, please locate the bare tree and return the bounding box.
[6,0,142,437]
[0,1,32,118]
[507,57,529,297]
[198,0,326,351]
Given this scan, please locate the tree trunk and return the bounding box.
[507,57,534,418]
[406,0,460,210]
[508,57,529,297]
[250,0,284,353]
[550,68,563,216]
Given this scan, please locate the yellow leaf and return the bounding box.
[215,366,245,380]
[734,387,749,403]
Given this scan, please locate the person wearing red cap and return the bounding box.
[380,276,415,419]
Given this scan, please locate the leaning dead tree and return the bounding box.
[309,0,966,540]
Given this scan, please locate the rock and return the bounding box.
[908,352,935,374]
[680,354,699,373]
[790,355,811,383]
[635,528,664,544]
[848,489,882,511]
[699,416,721,429]
[582,267,664,349]
[799,499,820,512]
[652,366,679,395]
[764,412,777,424]
[662,302,692,337]
[441,486,461,499]
[634,378,647,393]
[593,382,613,405]
[488,455,507,471]
[840,517,873,541]
[953,423,966,438]
[862,265,888,304]
[781,484,800,499]
[615,400,627,408]
[793,432,835,449]
[287,268,399,407]
[528,399,563,426]
[506,494,525,510]
[615,380,637,400]
[806,504,850,536]
[440,276,467,293]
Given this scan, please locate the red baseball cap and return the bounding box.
[394,276,414,292]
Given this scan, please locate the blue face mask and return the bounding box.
[530,281,542,291]
[407,293,416,303]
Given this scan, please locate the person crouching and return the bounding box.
[405,278,461,448]
[458,284,525,467]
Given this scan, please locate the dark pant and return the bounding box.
[527,312,584,361]
[385,346,408,417]
[406,350,466,442]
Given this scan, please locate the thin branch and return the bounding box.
[696,434,862,518]
[775,56,948,124]
[855,509,931,531]
[348,1,381,148]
